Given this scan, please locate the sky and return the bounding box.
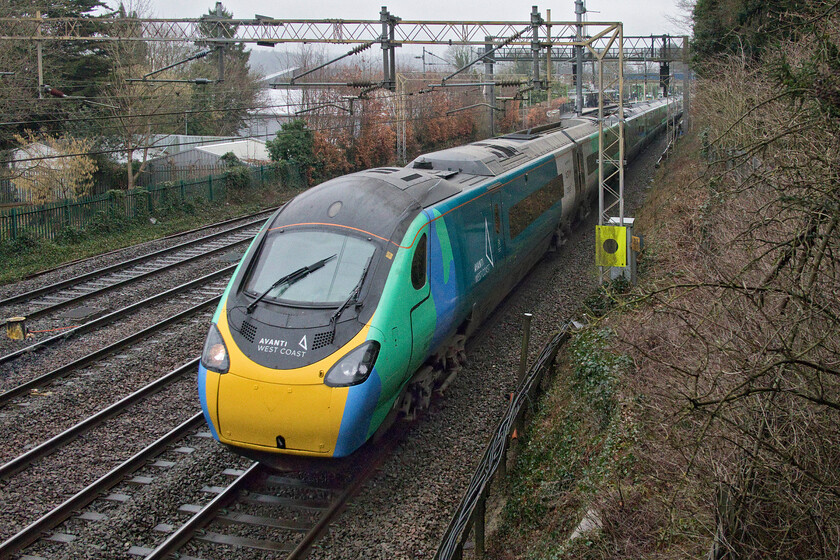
[143,0,688,38]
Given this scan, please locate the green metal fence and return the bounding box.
[0,163,303,242]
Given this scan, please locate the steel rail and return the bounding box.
[0,215,262,311]
[0,295,221,406]
[146,426,404,559]
[285,430,402,560]
[0,265,234,367]
[1,230,254,324]
[0,413,204,558]
[144,462,264,559]
[0,359,198,479]
[17,207,275,282]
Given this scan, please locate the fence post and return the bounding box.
[260,165,264,186]
[515,313,534,436]
[208,175,213,202]
[180,180,185,201]
[474,494,486,558]
[10,207,17,240]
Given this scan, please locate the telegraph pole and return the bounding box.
[215,2,225,82]
[36,10,43,99]
[530,6,542,91]
[575,0,585,115]
[484,36,495,137]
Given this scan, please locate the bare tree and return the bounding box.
[618,6,840,555]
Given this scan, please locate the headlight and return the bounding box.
[201,324,230,374]
[324,341,380,387]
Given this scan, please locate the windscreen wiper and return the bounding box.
[330,256,373,328]
[246,254,337,314]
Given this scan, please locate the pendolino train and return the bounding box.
[198,98,680,460]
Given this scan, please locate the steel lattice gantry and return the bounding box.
[0,16,684,55]
[0,16,562,44]
[0,9,687,282]
[494,35,686,63]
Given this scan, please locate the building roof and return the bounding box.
[195,139,270,163]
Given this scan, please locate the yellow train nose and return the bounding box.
[216,373,349,456]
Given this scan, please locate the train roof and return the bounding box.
[271,99,672,243]
[269,167,463,243]
[408,98,669,178]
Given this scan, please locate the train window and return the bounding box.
[411,233,427,289]
[508,176,564,239]
[244,230,376,305]
[494,204,501,234]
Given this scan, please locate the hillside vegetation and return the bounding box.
[490,2,840,558]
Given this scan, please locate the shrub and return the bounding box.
[224,166,252,192]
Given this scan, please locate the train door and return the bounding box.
[572,145,590,219]
[555,151,576,224]
[489,191,506,270]
[573,146,585,205]
[408,223,434,375]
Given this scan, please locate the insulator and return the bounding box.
[350,41,375,55]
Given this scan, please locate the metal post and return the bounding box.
[597,42,605,284]
[215,2,225,82]
[484,36,495,137]
[380,7,390,89]
[597,56,604,224]
[396,73,407,163]
[575,0,585,116]
[618,24,625,225]
[545,9,552,108]
[518,313,533,384]
[475,494,486,558]
[683,35,691,131]
[388,14,397,92]
[36,11,43,99]
[515,312,533,436]
[530,6,541,90]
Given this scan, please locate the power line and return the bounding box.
[0,80,486,130]
[1,93,496,166]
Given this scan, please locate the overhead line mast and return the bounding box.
[0,5,690,283]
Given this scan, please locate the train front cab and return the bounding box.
[199,209,446,460]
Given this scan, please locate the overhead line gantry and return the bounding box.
[0,4,690,283]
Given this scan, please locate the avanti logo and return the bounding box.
[484,218,494,267]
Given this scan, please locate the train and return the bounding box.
[198,97,680,461]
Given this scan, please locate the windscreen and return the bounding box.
[244,229,377,305]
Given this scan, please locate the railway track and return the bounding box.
[0,359,199,479]
[1,415,400,559]
[15,208,277,284]
[0,213,267,326]
[0,129,668,559]
[0,294,220,404]
[0,265,231,365]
